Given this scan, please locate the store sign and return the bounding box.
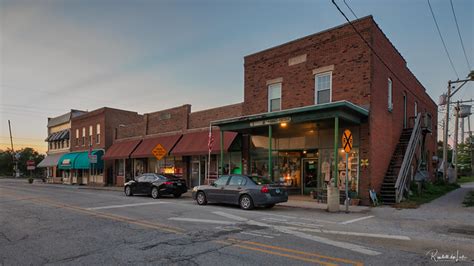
[152,144,167,160]
[62,159,71,166]
[250,117,291,127]
[89,155,97,164]
[26,160,35,170]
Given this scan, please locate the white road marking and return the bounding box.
[339,215,374,224]
[261,217,288,222]
[240,232,274,238]
[213,211,381,256]
[168,217,237,225]
[277,226,381,256]
[294,228,411,240]
[85,201,168,210]
[213,211,249,222]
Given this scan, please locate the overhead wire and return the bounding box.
[427,0,459,79]
[450,0,472,72]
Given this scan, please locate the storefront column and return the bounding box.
[220,130,224,177]
[333,116,339,187]
[268,125,272,180]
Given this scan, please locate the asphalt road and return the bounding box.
[0,179,472,265]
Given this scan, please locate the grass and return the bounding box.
[394,182,460,209]
[463,191,474,207]
[457,175,474,184]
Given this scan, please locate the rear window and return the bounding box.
[248,176,273,185]
[159,174,178,180]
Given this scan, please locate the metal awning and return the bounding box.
[103,139,142,160]
[37,153,67,168]
[171,130,237,156]
[131,134,181,158]
[58,150,104,170]
[212,101,369,131]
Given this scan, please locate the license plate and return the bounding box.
[275,188,281,194]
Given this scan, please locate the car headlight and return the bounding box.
[192,186,198,192]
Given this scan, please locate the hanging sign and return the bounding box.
[152,144,167,160]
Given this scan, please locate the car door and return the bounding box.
[134,175,147,194]
[206,176,230,202]
[223,175,246,204]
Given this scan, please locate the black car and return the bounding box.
[192,175,288,210]
[124,173,187,199]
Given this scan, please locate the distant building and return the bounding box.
[37,110,87,183]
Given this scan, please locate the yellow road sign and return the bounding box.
[360,159,369,167]
[341,129,353,153]
[152,143,167,160]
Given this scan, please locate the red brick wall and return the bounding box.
[188,103,243,129]
[243,18,373,115]
[368,21,438,195]
[146,105,191,135]
[70,109,106,152]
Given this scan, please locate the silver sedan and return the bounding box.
[192,175,288,210]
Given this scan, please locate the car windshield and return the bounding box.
[248,176,273,185]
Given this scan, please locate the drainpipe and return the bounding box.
[268,125,273,181]
[333,116,339,187]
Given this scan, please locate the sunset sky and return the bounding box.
[1,0,473,154]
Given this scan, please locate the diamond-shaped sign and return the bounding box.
[152,144,167,160]
[341,129,353,153]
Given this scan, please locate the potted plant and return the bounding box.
[28,177,34,184]
[350,191,360,206]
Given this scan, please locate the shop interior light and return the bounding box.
[303,150,307,154]
[280,122,288,127]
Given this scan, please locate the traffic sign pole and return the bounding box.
[345,152,349,213]
[341,129,352,213]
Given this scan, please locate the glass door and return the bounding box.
[302,158,318,194]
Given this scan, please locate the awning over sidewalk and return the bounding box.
[171,130,238,156]
[103,139,142,160]
[58,150,104,170]
[131,134,181,158]
[37,152,66,168]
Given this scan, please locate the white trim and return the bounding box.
[315,71,332,104]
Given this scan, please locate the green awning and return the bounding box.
[58,150,104,170]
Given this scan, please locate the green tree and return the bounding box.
[0,148,45,177]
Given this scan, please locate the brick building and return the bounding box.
[213,16,437,205]
[37,110,87,183]
[57,107,142,185]
[104,103,242,187]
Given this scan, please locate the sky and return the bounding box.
[1,0,473,154]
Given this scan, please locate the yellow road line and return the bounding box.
[215,240,337,266]
[226,238,363,266]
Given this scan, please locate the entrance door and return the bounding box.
[302,158,318,195]
[191,161,205,187]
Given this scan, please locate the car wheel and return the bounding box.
[173,192,182,198]
[196,191,207,205]
[239,194,254,210]
[265,204,275,209]
[124,186,133,196]
[151,187,160,199]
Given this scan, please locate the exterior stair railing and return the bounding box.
[395,112,422,203]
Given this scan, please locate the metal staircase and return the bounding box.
[381,113,423,204]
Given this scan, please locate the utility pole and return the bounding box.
[8,120,18,178]
[453,102,460,181]
[442,71,474,181]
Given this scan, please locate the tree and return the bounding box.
[0,148,45,177]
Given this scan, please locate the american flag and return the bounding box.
[208,130,215,153]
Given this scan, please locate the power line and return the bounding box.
[427,0,459,79]
[343,0,357,18]
[331,1,420,98]
[450,0,472,71]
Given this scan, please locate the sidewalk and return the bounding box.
[280,195,371,213]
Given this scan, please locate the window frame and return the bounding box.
[315,71,332,104]
[388,78,393,112]
[96,124,101,144]
[267,82,282,112]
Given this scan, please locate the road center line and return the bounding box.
[168,217,237,225]
[339,215,374,224]
[85,201,168,210]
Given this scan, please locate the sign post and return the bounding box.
[342,129,353,213]
[27,159,35,179]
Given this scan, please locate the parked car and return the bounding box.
[192,175,288,210]
[124,173,187,199]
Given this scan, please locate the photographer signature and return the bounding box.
[426,249,468,263]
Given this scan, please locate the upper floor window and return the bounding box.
[82,127,86,146]
[388,78,393,111]
[268,83,281,112]
[315,72,332,104]
[96,124,101,144]
[75,129,79,146]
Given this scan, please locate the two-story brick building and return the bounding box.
[213,16,437,205]
[57,107,143,185]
